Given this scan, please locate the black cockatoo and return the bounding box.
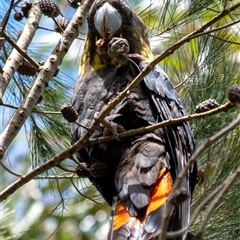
[71,0,197,239]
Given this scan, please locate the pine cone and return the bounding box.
[17,60,37,76]
[54,17,68,33]
[21,1,32,18]
[67,0,81,9]
[90,162,110,178]
[195,99,219,113]
[75,162,90,178]
[61,104,78,122]
[14,11,24,21]
[38,0,60,17]
[228,85,240,106]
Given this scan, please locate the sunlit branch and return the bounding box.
[0,1,41,102]
[0,0,94,160]
[0,160,22,177]
[3,32,40,69]
[35,174,77,179]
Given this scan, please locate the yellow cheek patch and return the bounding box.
[78,34,154,75]
[79,50,121,75]
[140,45,154,60]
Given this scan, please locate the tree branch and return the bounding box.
[87,101,233,147]
[0,100,235,202]
[194,167,239,239]
[0,1,41,103]
[159,115,240,240]
[0,102,62,115]
[3,32,40,69]
[0,0,14,34]
[0,160,22,177]
[90,1,240,138]
[0,0,94,160]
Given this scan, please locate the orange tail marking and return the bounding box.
[113,203,140,231]
[113,169,172,231]
[146,168,172,216]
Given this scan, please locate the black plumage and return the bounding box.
[71,1,197,239]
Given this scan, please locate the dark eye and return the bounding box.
[112,1,118,8]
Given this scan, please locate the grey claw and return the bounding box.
[108,37,130,65]
[101,117,125,141]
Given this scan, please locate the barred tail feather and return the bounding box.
[111,203,143,240]
[110,169,173,240]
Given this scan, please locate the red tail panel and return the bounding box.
[113,203,138,231]
[146,169,172,216]
[111,168,173,239]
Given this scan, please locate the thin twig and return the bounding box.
[194,168,239,238]
[160,115,240,239]
[70,156,80,165]
[56,178,67,210]
[208,33,240,46]
[0,1,42,102]
[35,174,78,179]
[1,1,240,201]
[0,102,62,115]
[51,15,65,34]
[3,32,40,69]
[0,0,15,35]
[32,110,62,115]
[191,0,220,14]
[37,25,86,41]
[223,0,229,10]
[175,67,199,89]
[0,101,235,202]
[0,160,22,177]
[190,165,240,226]
[191,17,240,40]
[57,163,76,173]
[70,178,101,204]
[0,0,94,159]
[87,101,233,147]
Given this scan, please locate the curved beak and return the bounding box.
[94,2,122,37]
